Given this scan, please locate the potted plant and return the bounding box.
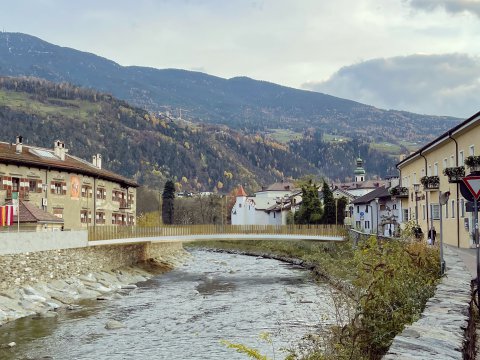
[465,155,480,172]
[442,166,465,183]
[420,175,440,190]
[389,186,408,197]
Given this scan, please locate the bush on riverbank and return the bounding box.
[189,236,440,360]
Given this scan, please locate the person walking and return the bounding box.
[428,226,436,245]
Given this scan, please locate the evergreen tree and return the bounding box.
[336,196,348,225]
[321,180,336,224]
[162,180,175,224]
[294,180,323,224]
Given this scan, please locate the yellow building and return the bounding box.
[0,137,138,230]
[397,111,480,248]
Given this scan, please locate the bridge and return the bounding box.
[88,224,346,245]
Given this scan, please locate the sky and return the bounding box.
[0,0,479,118]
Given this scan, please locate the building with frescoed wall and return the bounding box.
[0,136,138,230]
[397,111,480,248]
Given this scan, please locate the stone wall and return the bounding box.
[383,246,472,359]
[0,241,183,292]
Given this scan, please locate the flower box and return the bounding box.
[389,186,408,198]
[420,175,440,190]
[465,156,480,173]
[442,166,465,183]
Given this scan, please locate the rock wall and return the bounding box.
[0,242,183,292]
[383,246,472,359]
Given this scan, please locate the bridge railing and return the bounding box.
[88,224,346,242]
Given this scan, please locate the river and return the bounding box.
[0,249,338,360]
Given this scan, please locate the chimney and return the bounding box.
[15,135,23,154]
[92,154,102,169]
[54,140,66,160]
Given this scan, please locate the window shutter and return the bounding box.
[62,182,67,195]
[51,181,55,194]
[37,180,43,193]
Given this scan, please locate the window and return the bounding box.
[423,205,426,220]
[12,177,19,192]
[443,158,448,169]
[445,202,449,218]
[51,181,67,195]
[431,204,440,220]
[461,199,465,218]
[96,188,107,200]
[53,208,63,219]
[29,180,37,192]
[451,200,455,218]
[413,173,417,184]
[434,163,438,176]
[357,206,360,214]
[96,212,106,224]
[403,209,409,221]
[365,206,369,213]
[393,203,397,210]
[128,193,134,205]
[459,150,464,165]
[421,169,425,177]
[365,221,370,229]
[470,145,475,156]
[428,165,432,176]
[80,210,92,224]
[450,155,455,167]
[128,215,135,226]
[81,185,93,198]
[356,221,361,229]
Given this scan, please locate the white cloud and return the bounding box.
[302,54,480,118]
[407,0,480,17]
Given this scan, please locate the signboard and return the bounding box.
[462,175,480,201]
[466,201,480,212]
[360,212,365,216]
[12,192,18,216]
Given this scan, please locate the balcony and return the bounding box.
[443,166,465,183]
[420,175,440,191]
[389,186,408,198]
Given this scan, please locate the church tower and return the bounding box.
[354,157,366,182]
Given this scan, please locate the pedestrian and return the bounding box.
[428,226,436,245]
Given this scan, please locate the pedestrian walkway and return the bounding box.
[446,245,477,279]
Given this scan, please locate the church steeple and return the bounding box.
[354,157,366,182]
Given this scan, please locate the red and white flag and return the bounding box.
[0,205,14,226]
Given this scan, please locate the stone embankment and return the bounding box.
[0,241,188,326]
[383,246,473,359]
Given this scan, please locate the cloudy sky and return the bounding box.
[1,0,479,117]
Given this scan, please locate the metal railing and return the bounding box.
[88,224,347,242]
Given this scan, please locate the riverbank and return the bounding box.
[0,247,189,328]
[187,237,441,359]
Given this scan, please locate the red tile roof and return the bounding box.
[235,185,248,197]
[0,142,138,187]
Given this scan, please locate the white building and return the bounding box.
[231,182,301,225]
[351,186,404,236]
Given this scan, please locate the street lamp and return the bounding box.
[413,183,420,225]
[439,191,450,275]
[375,197,379,237]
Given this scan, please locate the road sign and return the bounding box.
[466,201,480,212]
[462,176,480,200]
[360,212,364,216]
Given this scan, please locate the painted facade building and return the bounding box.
[397,111,480,248]
[0,137,138,230]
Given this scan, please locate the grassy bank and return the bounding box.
[187,237,440,359]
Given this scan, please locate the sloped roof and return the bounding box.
[0,142,138,188]
[235,185,248,197]
[334,179,387,191]
[10,200,64,223]
[262,182,297,192]
[352,186,391,204]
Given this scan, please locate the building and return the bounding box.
[231,182,301,225]
[333,157,388,197]
[0,136,138,230]
[397,111,480,248]
[352,186,404,236]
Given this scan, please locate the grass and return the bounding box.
[0,90,102,121]
[267,129,303,144]
[369,142,402,154]
[322,133,351,143]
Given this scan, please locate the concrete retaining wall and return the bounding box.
[0,230,88,255]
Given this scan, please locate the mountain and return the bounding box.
[0,32,460,145]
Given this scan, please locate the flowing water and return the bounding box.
[0,249,339,360]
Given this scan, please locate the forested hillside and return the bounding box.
[0,32,460,146]
[0,77,401,188]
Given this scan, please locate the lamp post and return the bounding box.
[414,183,420,225]
[375,197,379,237]
[439,191,450,275]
